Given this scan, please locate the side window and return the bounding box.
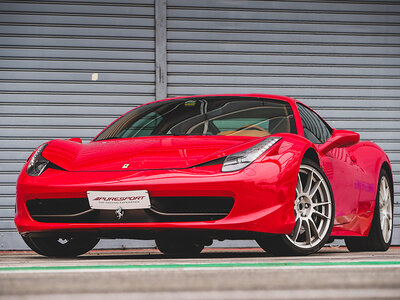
[297,104,331,144]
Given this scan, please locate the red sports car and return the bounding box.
[15,94,394,257]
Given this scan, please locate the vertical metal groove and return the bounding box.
[155,0,167,100]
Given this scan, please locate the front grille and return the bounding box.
[26,196,234,223]
[27,198,90,216]
[150,196,233,214]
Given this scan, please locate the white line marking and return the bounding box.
[1,263,400,274]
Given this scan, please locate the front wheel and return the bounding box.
[257,159,335,256]
[22,236,99,257]
[345,168,393,252]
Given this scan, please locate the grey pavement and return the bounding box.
[0,247,399,300]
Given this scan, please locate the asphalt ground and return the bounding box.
[1,246,400,300]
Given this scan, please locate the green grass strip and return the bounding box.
[1,260,400,272]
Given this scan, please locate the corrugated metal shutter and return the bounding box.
[167,1,400,243]
[0,0,155,249]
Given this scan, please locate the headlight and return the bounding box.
[221,137,281,172]
[26,144,49,176]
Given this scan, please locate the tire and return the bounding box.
[257,158,335,256]
[22,236,99,257]
[156,234,204,257]
[345,168,393,252]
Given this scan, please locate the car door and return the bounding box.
[297,104,361,228]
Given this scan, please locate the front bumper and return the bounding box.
[15,160,297,239]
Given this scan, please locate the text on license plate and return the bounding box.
[87,190,151,210]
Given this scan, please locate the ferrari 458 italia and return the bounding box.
[15,94,394,256]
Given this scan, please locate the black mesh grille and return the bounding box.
[26,198,90,216]
[26,196,234,223]
[151,196,233,214]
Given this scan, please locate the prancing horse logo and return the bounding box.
[115,207,124,220]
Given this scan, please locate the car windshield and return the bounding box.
[94,96,296,141]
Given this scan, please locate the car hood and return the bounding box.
[42,136,265,171]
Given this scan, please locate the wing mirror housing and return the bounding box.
[319,129,360,154]
[68,138,82,143]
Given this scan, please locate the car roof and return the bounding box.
[148,93,299,106]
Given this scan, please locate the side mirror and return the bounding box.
[68,138,82,143]
[319,129,360,154]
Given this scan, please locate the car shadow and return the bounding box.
[26,246,348,260]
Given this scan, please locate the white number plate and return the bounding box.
[87,190,151,210]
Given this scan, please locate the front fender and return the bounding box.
[263,133,319,171]
[254,133,318,232]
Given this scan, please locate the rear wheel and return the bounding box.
[156,234,204,257]
[257,159,335,256]
[345,168,393,252]
[22,236,99,257]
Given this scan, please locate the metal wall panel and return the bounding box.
[167,1,400,243]
[0,0,155,249]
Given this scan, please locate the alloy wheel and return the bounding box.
[286,164,333,249]
[379,176,392,244]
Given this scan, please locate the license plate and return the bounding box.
[87,190,151,210]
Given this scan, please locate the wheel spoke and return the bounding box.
[304,170,313,194]
[312,209,329,220]
[384,181,389,197]
[382,217,387,236]
[379,188,385,204]
[309,179,322,199]
[379,197,384,209]
[309,218,320,240]
[385,191,391,209]
[384,184,390,205]
[387,216,392,235]
[382,186,388,207]
[296,173,303,195]
[295,210,300,221]
[290,220,302,242]
[303,220,312,245]
[313,201,331,208]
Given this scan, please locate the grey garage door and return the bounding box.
[166,1,400,243]
[0,0,156,249]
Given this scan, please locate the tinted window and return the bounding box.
[117,112,161,138]
[297,104,331,144]
[95,97,297,140]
